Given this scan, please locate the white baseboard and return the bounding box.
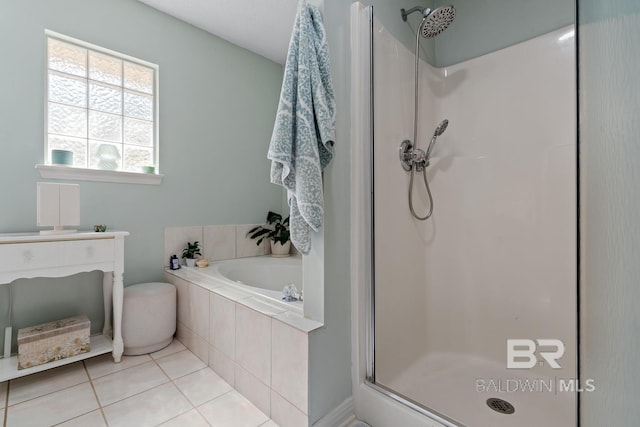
[313,397,356,427]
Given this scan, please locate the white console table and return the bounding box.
[0,231,128,382]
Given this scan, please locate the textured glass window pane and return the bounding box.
[89,51,122,86]
[124,117,153,146]
[48,71,86,107]
[123,145,154,172]
[89,111,122,142]
[124,91,153,120]
[124,61,154,94]
[48,103,87,138]
[89,82,122,114]
[48,38,87,77]
[48,135,88,167]
[46,36,158,175]
[90,141,122,170]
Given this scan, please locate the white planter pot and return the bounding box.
[270,241,291,257]
[185,258,196,267]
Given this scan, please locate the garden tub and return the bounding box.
[179,255,303,312]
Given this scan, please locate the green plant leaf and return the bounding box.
[181,241,201,259]
[247,226,262,235]
[245,211,291,246]
[249,228,270,238]
[266,211,282,225]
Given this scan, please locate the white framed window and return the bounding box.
[40,30,161,184]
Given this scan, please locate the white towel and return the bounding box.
[268,0,336,255]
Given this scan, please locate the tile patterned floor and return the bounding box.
[0,340,278,427]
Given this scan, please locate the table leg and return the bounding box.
[112,271,124,363]
[102,271,113,338]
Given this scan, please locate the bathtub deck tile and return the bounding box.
[211,285,253,302]
[188,276,226,290]
[166,269,225,290]
[241,297,288,317]
[273,312,323,334]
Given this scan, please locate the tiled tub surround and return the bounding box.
[164,264,321,427]
[164,225,300,266]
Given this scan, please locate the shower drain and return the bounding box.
[486,398,515,414]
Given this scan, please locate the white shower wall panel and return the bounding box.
[374,22,576,390]
[431,25,577,372]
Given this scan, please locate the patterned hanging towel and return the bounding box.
[267,0,336,255]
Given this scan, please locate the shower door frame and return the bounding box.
[357,5,466,427]
[353,3,580,427]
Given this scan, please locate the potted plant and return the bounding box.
[247,211,291,257]
[181,241,202,267]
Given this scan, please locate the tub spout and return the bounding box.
[282,283,300,302]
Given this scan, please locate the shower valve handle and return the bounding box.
[399,140,428,171]
[399,140,414,171]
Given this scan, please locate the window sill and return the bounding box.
[35,165,163,185]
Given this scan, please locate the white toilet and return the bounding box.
[122,282,176,355]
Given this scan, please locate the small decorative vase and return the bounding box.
[96,144,121,171]
[270,241,291,258]
[51,149,74,166]
[185,258,196,267]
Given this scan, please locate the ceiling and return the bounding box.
[138,0,299,65]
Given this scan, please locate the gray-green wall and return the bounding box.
[361,0,436,63]
[0,0,283,352]
[579,1,640,425]
[433,0,575,67]
[357,0,574,67]
[308,0,354,423]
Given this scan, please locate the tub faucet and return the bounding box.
[282,283,300,302]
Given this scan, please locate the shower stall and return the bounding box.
[351,2,577,426]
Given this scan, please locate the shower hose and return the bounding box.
[408,20,434,221]
[409,164,434,220]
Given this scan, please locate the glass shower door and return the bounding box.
[368,3,578,426]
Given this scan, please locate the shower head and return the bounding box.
[421,5,456,38]
[426,119,449,163]
[434,119,449,136]
[401,5,456,38]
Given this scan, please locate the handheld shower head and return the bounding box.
[434,119,449,136]
[426,119,449,163]
[421,5,456,38]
